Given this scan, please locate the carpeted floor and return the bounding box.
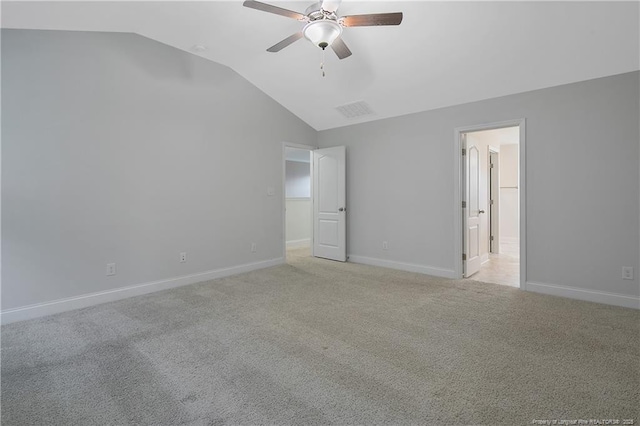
[2,248,639,425]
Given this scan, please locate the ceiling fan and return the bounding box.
[243,0,403,60]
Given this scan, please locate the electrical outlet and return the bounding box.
[382,241,388,250]
[106,263,116,276]
[251,242,257,253]
[622,267,634,280]
[180,252,187,263]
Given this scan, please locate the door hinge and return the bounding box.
[462,201,466,208]
[490,200,494,205]
[462,148,466,156]
[490,236,494,241]
[462,253,467,261]
[490,163,494,168]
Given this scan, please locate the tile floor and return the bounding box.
[469,241,520,287]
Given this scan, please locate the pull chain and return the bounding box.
[320,48,326,77]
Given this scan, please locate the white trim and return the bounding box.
[286,239,311,249]
[481,253,490,265]
[0,258,285,325]
[527,281,640,310]
[454,118,526,290]
[518,121,527,291]
[348,255,456,279]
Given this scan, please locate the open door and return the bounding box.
[489,150,500,253]
[313,146,346,261]
[464,137,481,277]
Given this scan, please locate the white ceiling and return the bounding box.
[2,1,639,131]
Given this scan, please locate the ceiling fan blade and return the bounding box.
[243,1,307,21]
[341,12,403,27]
[267,32,304,52]
[321,0,342,13]
[331,37,352,60]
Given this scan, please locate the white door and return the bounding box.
[464,140,481,277]
[489,150,500,253]
[313,146,346,261]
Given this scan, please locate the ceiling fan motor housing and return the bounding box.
[303,19,342,50]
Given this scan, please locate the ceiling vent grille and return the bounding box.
[335,101,375,119]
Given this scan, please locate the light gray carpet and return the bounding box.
[2,248,639,425]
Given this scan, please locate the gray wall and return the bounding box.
[1,30,316,310]
[285,160,311,244]
[285,160,311,198]
[318,72,640,300]
[3,29,638,313]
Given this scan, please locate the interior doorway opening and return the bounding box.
[282,143,347,263]
[284,146,313,262]
[459,124,522,288]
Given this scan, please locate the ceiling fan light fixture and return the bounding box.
[303,20,342,50]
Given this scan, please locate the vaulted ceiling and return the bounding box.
[3,1,639,130]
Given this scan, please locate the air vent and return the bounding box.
[335,101,375,119]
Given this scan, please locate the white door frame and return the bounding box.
[453,119,526,289]
[282,142,316,260]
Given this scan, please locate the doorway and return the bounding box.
[282,144,347,263]
[284,146,313,261]
[455,120,525,289]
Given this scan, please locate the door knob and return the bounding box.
[339,207,346,212]
[479,210,485,214]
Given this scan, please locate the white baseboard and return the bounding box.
[481,253,490,265]
[0,258,285,325]
[526,281,640,309]
[348,255,456,279]
[286,239,311,249]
